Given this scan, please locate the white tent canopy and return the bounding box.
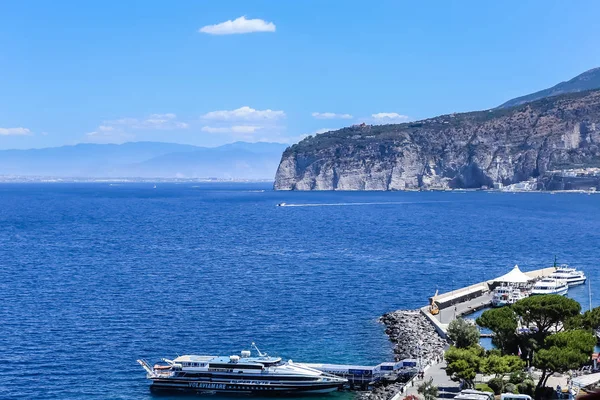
[572,372,600,388]
[491,265,532,284]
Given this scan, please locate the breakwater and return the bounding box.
[381,310,447,362]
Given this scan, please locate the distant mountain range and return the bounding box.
[0,141,289,179]
[498,67,600,108]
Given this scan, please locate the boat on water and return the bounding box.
[531,278,568,296]
[491,286,528,307]
[137,344,347,395]
[549,265,587,287]
[277,202,286,207]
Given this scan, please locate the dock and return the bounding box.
[422,266,556,337]
[300,359,418,389]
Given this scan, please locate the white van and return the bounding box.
[454,389,494,400]
[500,394,532,400]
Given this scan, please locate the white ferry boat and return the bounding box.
[549,265,587,287]
[491,287,528,307]
[531,278,568,296]
[137,344,347,395]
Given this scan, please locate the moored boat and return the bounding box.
[137,343,347,395]
[491,286,528,307]
[531,278,568,296]
[549,265,587,287]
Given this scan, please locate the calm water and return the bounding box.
[1,183,599,399]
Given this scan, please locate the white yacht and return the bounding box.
[137,344,347,395]
[531,278,568,296]
[491,286,528,307]
[549,265,587,286]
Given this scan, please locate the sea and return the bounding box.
[1,182,599,399]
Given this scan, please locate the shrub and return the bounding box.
[417,378,439,400]
[487,377,504,395]
[475,384,494,393]
[517,379,535,396]
[486,349,502,357]
[504,383,518,394]
[509,371,527,384]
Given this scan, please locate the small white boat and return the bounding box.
[550,265,586,287]
[277,202,286,207]
[491,286,528,307]
[531,278,568,296]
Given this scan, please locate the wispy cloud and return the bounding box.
[85,113,188,143]
[311,112,353,120]
[202,106,285,121]
[371,112,410,122]
[0,127,31,136]
[199,16,276,35]
[201,125,260,134]
[199,106,287,142]
[85,130,135,144]
[104,113,189,130]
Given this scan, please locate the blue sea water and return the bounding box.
[1,183,599,399]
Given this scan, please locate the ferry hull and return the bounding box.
[566,277,586,286]
[531,287,568,296]
[149,379,343,395]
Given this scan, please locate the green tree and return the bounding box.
[481,354,524,377]
[578,306,600,330]
[447,318,481,348]
[445,346,484,388]
[417,378,438,400]
[512,295,581,342]
[532,329,595,394]
[481,354,509,377]
[476,307,519,354]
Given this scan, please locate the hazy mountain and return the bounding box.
[0,141,288,179]
[498,67,600,108]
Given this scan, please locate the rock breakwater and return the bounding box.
[357,310,448,400]
[356,382,406,400]
[380,309,447,363]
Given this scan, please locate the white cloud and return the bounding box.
[202,106,285,121]
[199,16,276,35]
[314,128,334,134]
[84,113,188,144]
[104,113,189,130]
[311,112,353,120]
[0,127,31,136]
[85,130,135,144]
[201,125,260,134]
[371,112,410,122]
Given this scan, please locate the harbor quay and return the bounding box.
[364,266,559,400]
[424,267,556,336]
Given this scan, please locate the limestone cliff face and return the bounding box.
[274,90,600,191]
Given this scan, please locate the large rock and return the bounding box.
[380,310,448,364]
[274,90,600,191]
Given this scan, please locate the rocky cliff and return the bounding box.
[274,90,600,191]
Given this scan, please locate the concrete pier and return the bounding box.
[423,266,556,335]
[375,266,557,400]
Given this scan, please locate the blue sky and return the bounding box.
[1,0,599,150]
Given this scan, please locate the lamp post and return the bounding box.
[418,340,423,376]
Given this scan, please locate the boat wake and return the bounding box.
[278,201,448,207]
